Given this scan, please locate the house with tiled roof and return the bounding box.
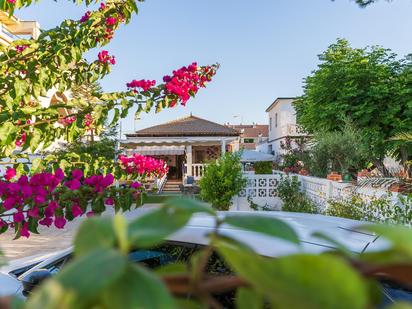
[225,124,269,150]
[121,115,239,184]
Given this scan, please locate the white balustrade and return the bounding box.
[233,172,402,213]
[184,163,208,180]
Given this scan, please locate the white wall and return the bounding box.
[267,98,297,155]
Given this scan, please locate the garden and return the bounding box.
[0,0,411,308]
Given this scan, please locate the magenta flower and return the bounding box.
[80,11,91,23]
[28,207,39,218]
[71,204,83,218]
[105,198,114,206]
[65,179,81,191]
[98,50,116,65]
[72,169,84,180]
[86,211,94,217]
[131,182,142,189]
[21,222,30,238]
[13,211,24,223]
[3,197,17,210]
[105,17,117,26]
[54,217,66,229]
[4,168,16,181]
[39,217,53,227]
[54,168,65,181]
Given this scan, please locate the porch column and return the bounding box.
[221,139,226,156]
[186,145,193,176]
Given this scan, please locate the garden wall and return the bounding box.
[232,172,400,212]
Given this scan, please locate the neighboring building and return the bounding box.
[225,124,268,151]
[258,97,307,156]
[0,11,40,46]
[121,115,239,182]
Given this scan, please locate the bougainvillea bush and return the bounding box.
[1,1,412,309]
[0,0,216,238]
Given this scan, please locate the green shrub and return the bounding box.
[324,193,412,226]
[306,122,369,177]
[253,161,273,174]
[277,175,318,214]
[199,152,247,210]
[325,196,365,220]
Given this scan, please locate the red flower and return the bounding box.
[105,17,117,26]
[4,168,16,181]
[97,50,116,65]
[126,79,156,92]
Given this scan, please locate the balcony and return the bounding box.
[280,124,306,137]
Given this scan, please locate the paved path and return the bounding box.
[0,205,158,262]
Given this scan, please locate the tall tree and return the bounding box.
[294,39,412,175]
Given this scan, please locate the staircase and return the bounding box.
[161,180,182,194]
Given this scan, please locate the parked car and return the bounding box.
[0,211,409,305]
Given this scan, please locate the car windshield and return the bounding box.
[381,281,412,305]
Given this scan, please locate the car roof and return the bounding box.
[21,210,386,274]
[170,211,385,257]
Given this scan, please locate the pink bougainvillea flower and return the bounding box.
[65,179,81,191]
[71,204,83,218]
[28,207,39,218]
[102,174,114,187]
[13,211,24,223]
[71,169,84,180]
[34,195,46,205]
[15,45,27,53]
[105,17,117,26]
[54,217,66,229]
[99,2,106,10]
[97,50,116,65]
[3,197,17,211]
[86,211,94,217]
[21,222,30,238]
[105,197,114,206]
[131,182,142,189]
[39,217,53,227]
[80,11,91,23]
[126,79,156,92]
[4,168,16,181]
[15,131,27,147]
[54,168,65,181]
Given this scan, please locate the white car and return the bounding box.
[0,211,398,302]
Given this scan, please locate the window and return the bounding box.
[275,113,278,128]
[269,117,272,130]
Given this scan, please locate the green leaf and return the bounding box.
[29,128,42,152]
[128,207,192,248]
[113,214,130,255]
[56,248,127,304]
[224,214,300,244]
[236,288,264,309]
[14,78,29,98]
[101,264,177,309]
[216,240,369,309]
[0,122,16,144]
[74,217,116,257]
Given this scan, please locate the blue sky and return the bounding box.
[17,0,412,136]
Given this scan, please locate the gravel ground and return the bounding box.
[0,205,158,262]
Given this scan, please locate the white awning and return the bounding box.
[239,150,275,162]
[126,146,186,156]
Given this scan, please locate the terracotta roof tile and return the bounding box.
[126,115,239,137]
